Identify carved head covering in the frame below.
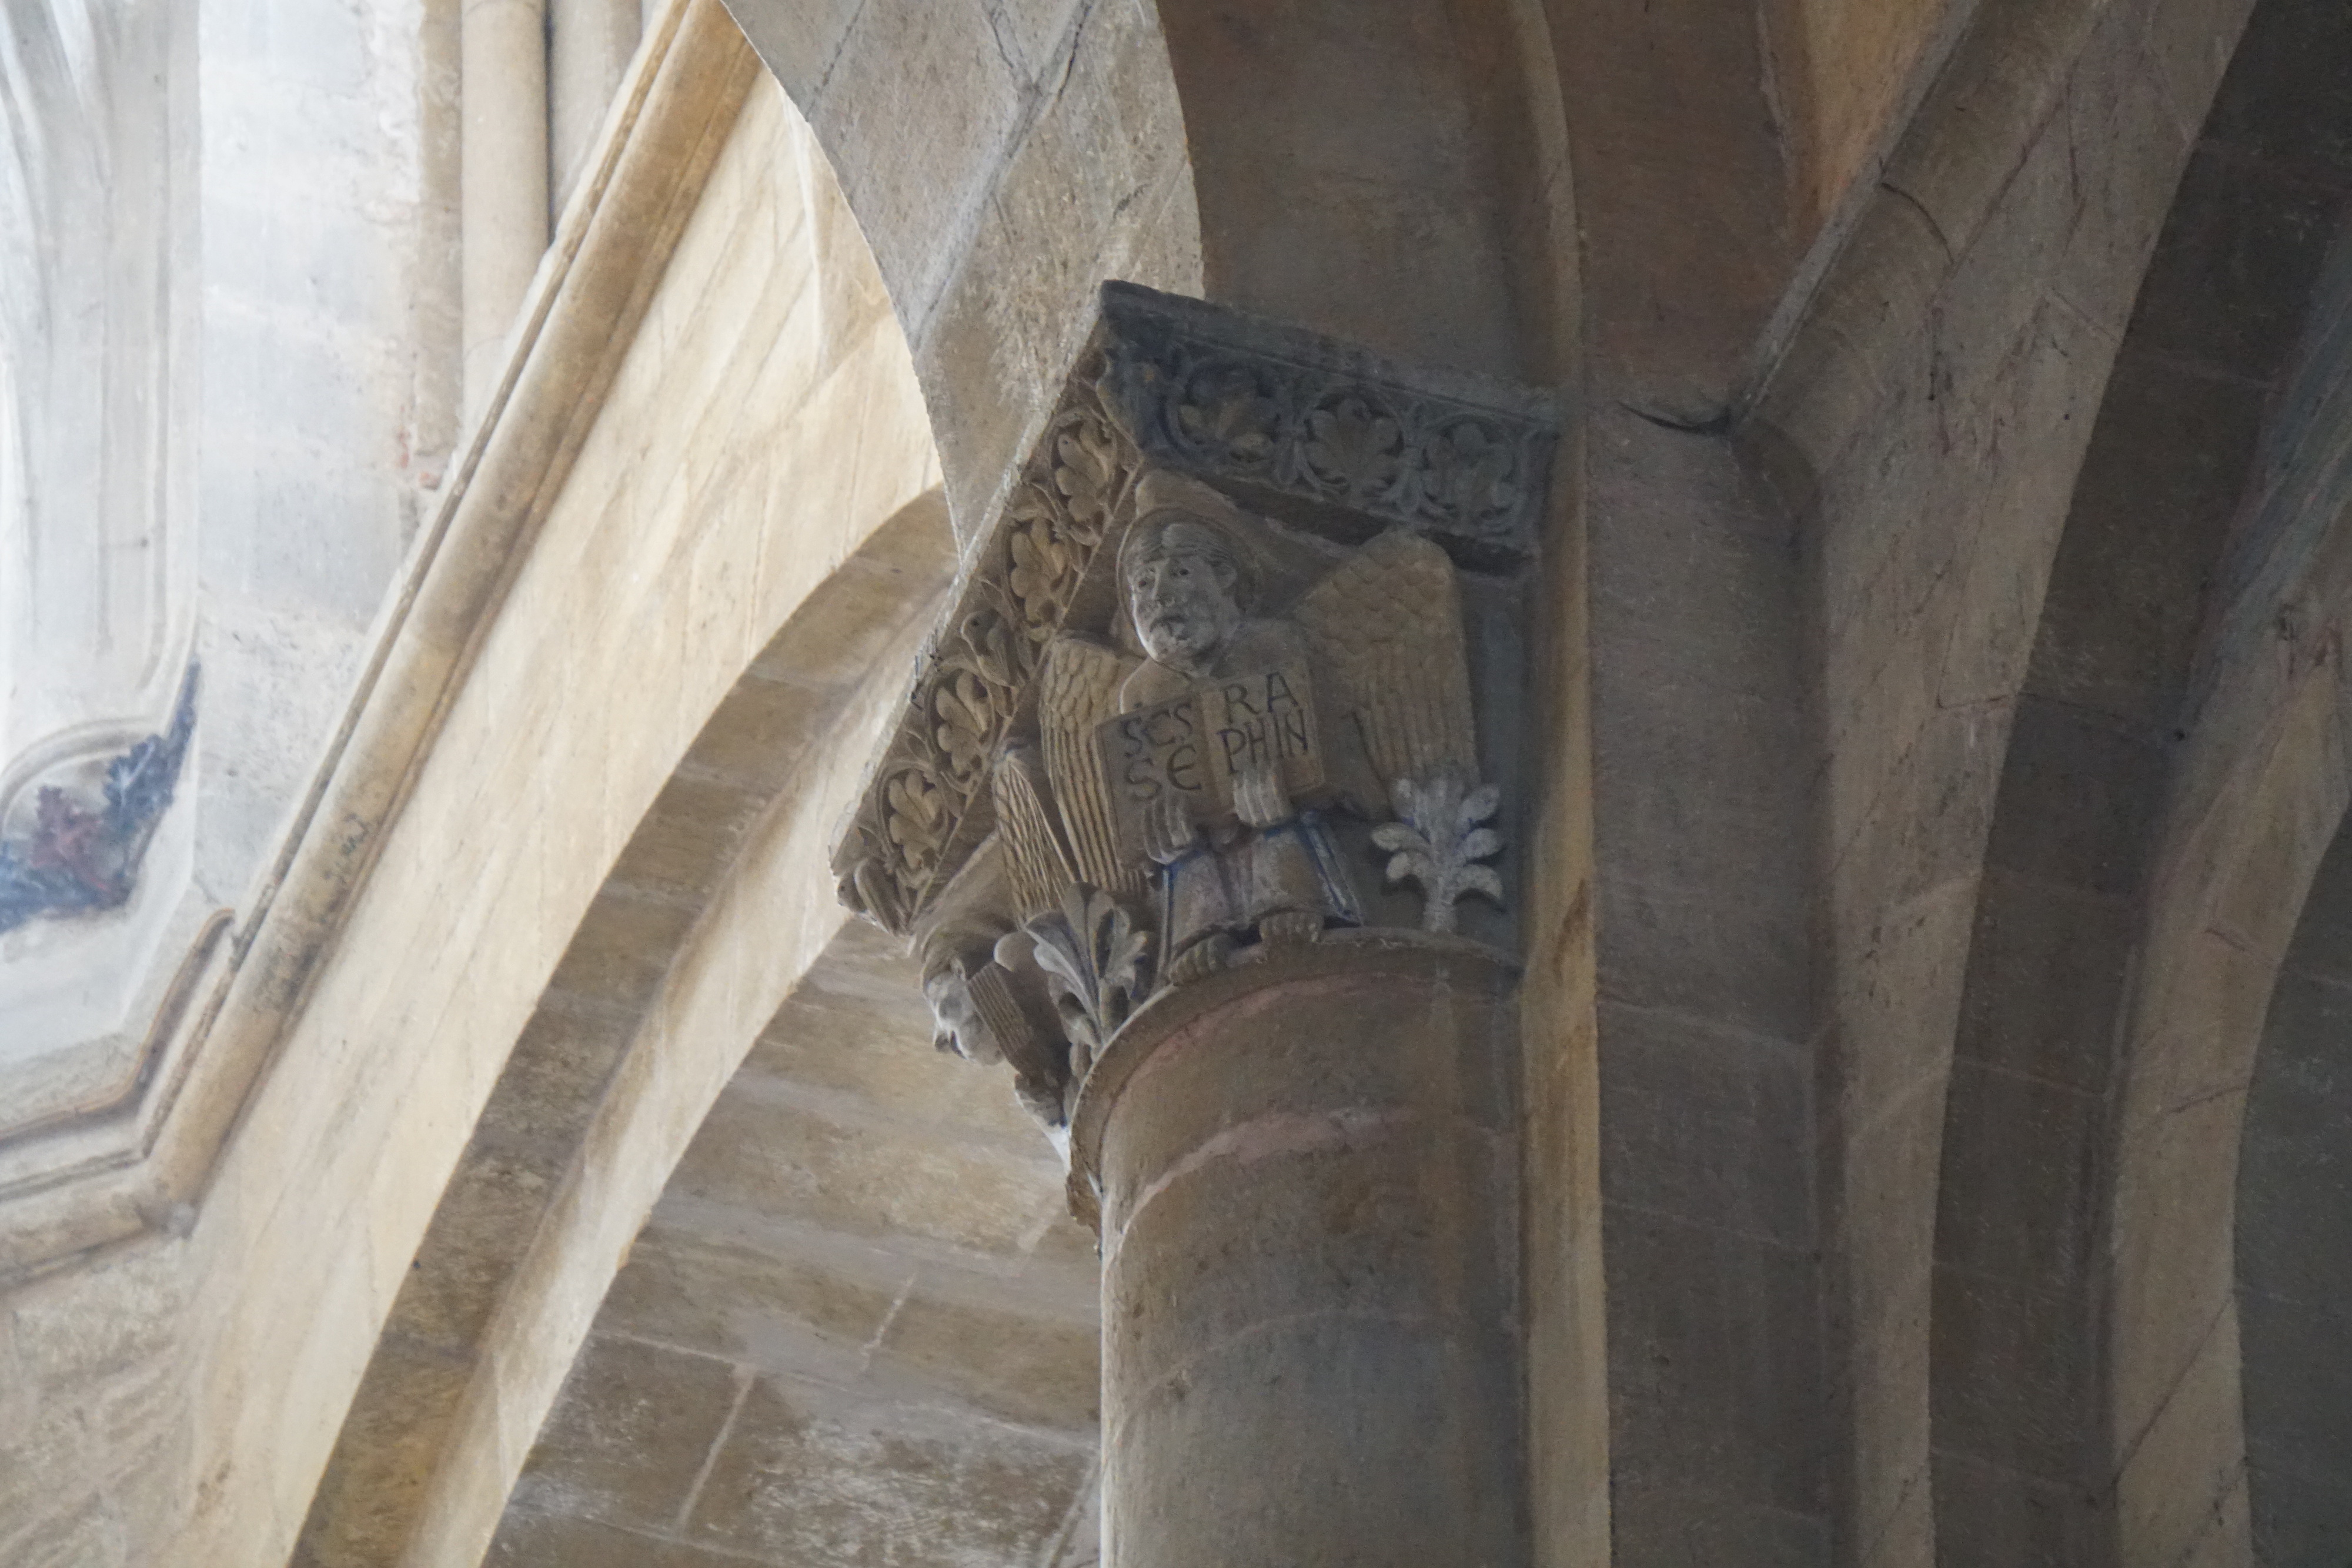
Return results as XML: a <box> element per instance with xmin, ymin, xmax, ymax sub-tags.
<box><xmin>1120</xmin><ymin>472</ymin><xmax>1261</xmax><ymax>611</ymax></box>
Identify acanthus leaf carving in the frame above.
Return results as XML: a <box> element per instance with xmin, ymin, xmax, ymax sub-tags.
<box><xmin>834</xmin><ymin>356</ymin><xmax>1139</xmax><ymax>936</ymax></box>
<box><xmin>1025</xmin><ymin>882</ymin><xmax>1152</xmax><ymax>1063</ymax></box>
<box><xmin>1101</xmin><ymin>283</ymin><xmax>1555</xmax><ymax>571</ymax></box>
<box><xmin>1301</xmin><ymin>392</ymin><xmax>1405</xmax><ymax>502</ymax></box>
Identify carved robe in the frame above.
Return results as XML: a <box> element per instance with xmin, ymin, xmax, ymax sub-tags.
<box><xmin>1118</xmin><ymin>618</ymin><xmax>1362</xmax><ymax>968</ymax></box>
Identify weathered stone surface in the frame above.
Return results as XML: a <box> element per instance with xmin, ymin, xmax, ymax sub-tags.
<box><xmin>1583</xmin><ymin>384</ymin><xmax>1825</xmax><ymax>1564</ymax></box>
<box><xmin>510</xmin><ymin>1335</ymin><xmax>744</xmax><ymax>1532</ymax></box>
<box><xmin>226</xmin><ymin>40</ymin><xmax>950</xmax><ymax>1567</ymax></box>
<box><xmin>729</xmin><ymin>0</ymin><xmax>1205</xmax><ymax>531</ymax></box>
<box><xmin>687</xmin><ymin>1374</ymin><xmax>1091</xmax><ymax>1563</ymax></box>
<box><xmin>603</xmin><ymin>1223</ymin><xmax>904</xmax><ymax>1362</ymax></box>
<box><xmin>1780</xmin><ymin>0</ymin><xmax>1963</xmax><ymax>227</ymax></box>
<box><xmin>1077</xmin><ymin>943</ymin><xmax>1523</xmax><ymax>1568</ymax></box>
<box><xmin>2238</xmin><ymin>814</ymin><xmax>2352</xmax><ymax>1563</ymax></box>
<box><xmin>1551</xmin><ymin>0</ymin><xmax>1803</xmax><ymax>410</ymax></box>
<box><xmin>34</xmin><ymin>2</ymin><xmax>2352</xmax><ymax>1567</ymax></box>
<box><xmin>1955</xmin><ymin>871</ymin><xmax>2134</xmax><ymax>1091</ymax></box>
<box><xmin>1596</xmin><ymin>1001</ymin><xmax>1815</xmax><ymax>1250</ymax></box>
<box><xmin>467</xmin><ymin>820</ymin><xmax>1093</xmax><ymax>1568</ymax></box>
<box><xmin>1157</xmin><ymin>0</ymin><xmax>1542</xmax><ymax>386</ymax></box>
<box><xmin>1931</xmin><ymin>1448</ymin><xmax>2100</xmax><ymax>1568</ymax></box>
<box><xmin>1917</xmin><ymin>6</ymin><xmax>2352</xmax><ymax>1559</ymax></box>
<box><xmin>292</xmin><ymin>1342</ymin><xmax>473</xmax><ymax>1568</ymax></box>
<box><xmin>877</xmin><ymin>1287</ymin><xmax>1101</xmax><ymax>1431</ymax></box>
<box><xmin>916</xmin><ymin>0</ymin><xmax>1197</xmax><ymax>523</ymax></box>
<box><xmin>383</xmin><ymin>1146</ymin><xmax>560</xmax><ymax>1353</ymax></box>
<box><xmin>1605</xmin><ymin>1208</ymin><xmax>1828</xmax><ymax>1517</ymax></box>
<box><xmin>487</xmin><ymin>1512</ymin><xmax>733</xmax><ymax>1567</ymax></box>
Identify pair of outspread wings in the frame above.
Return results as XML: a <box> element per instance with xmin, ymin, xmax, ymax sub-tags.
<box><xmin>1009</xmin><ymin>527</ymin><xmax>1478</xmax><ymax>911</ymax></box>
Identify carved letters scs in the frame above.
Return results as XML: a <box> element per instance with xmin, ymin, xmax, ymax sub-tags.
<box><xmin>835</xmin><ymin>284</ymin><xmax>1556</xmax><ymax>1150</ymax></box>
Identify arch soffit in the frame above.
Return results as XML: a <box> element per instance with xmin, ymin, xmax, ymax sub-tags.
<box><xmin>1528</xmin><ymin>0</ymin><xmax>2262</xmax><ymax>1558</ymax></box>
<box><xmin>2231</xmin><ymin>715</ymin><xmax>2352</xmax><ymax>1561</ymax></box>
<box><xmin>298</xmin><ymin>492</ymin><xmax>959</xmax><ymax>1568</ymax></box>
<box><xmin>173</xmin><ymin>25</ymin><xmax>953</xmax><ymax>1563</ymax></box>
<box><xmin>1926</xmin><ymin>0</ymin><xmax>2352</xmax><ymax>1562</ymax></box>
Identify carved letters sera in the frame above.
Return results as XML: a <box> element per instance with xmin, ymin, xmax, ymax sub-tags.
<box><xmin>1097</xmin><ymin>665</ymin><xmax>1321</xmax><ymax>864</ymax></box>
<box><xmin>1200</xmin><ymin>667</ymin><xmax>1319</xmax><ymax>793</ymax></box>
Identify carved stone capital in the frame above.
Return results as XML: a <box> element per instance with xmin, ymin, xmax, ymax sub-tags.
<box><xmin>1096</xmin><ymin>283</ymin><xmax>1555</xmax><ymax>572</ymax></box>
<box><xmin>840</xmin><ymin>284</ymin><xmax>1556</xmax><ymax>1160</ymax></box>
<box><xmin>831</xmin><ymin>283</ymin><xmax>1558</xmax><ymax>944</ymax></box>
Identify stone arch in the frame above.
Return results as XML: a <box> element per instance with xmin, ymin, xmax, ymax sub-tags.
<box><xmin>718</xmin><ymin>0</ymin><xmax>1205</xmax><ymax>534</ymax></box>
<box><xmin>719</xmin><ymin>0</ymin><xmax>1585</xmax><ymax>528</ymax></box>
<box><xmin>289</xmin><ymin>490</ymin><xmax>957</xmax><ymax>1568</ymax></box>
<box><xmin>1927</xmin><ymin>0</ymin><xmax>2352</xmax><ymax>1561</ymax></box>
<box><xmin>288</xmin><ymin>4</ymin><xmax>1598</xmax><ymax>1559</ymax></box>
<box><xmin>155</xmin><ymin>11</ymin><xmax>951</xmax><ymax>1560</ymax></box>
<box><xmin>1583</xmin><ymin>0</ymin><xmax>2269</xmax><ymax>1555</ymax></box>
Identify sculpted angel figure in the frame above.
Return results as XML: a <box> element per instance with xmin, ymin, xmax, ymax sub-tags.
<box><xmin>1027</xmin><ymin>471</ymin><xmax>1498</xmax><ymax>1002</ymax></box>
<box><xmin>1115</xmin><ymin>477</ymin><xmax>1360</xmax><ymax>981</ymax></box>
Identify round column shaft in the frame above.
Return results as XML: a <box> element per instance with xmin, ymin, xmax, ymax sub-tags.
<box><xmin>1075</xmin><ymin>938</ymin><xmax>1525</xmax><ymax>1568</ymax></box>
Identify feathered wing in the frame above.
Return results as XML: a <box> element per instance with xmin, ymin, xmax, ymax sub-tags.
<box><xmin>991</xmin><ymin>744</ymin><xmax>1078</xmax><ymax>919</ymax></box>
<box><xmin>1293</xmin><ymin>528</ymin><xmax>1480</xmax><ymax>798</ymax></box>
<box><xmin>1038</xmin><ymin>636</ymin><xmax>1141</xmax><ymax>896</ymax></box>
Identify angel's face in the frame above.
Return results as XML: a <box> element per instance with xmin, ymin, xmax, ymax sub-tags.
<box><xmin>1128</xmin><ymin>521</ymin><xmax>1241</xmax><ymax>673</ymax></box>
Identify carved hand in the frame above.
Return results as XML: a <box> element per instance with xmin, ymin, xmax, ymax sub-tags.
<box><xmin>1232</xmin><ymin>761</ymin><xmax>1291</xmax><ymax>830</ymax></box>
<box><xmin>1144</xmin><ymin>788</ymin><xmax>1202</xmax><ymax>865</ymax></box>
